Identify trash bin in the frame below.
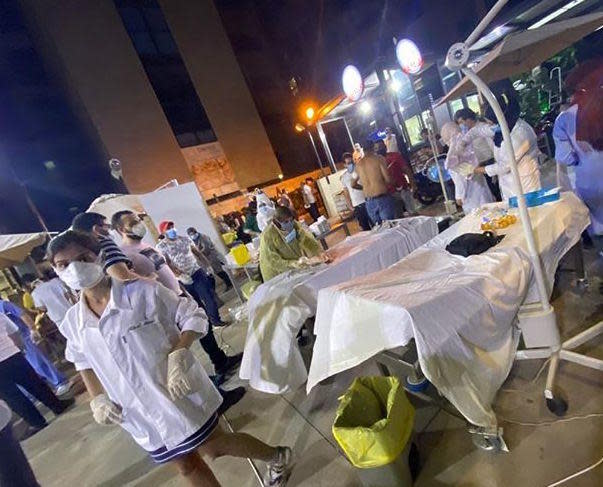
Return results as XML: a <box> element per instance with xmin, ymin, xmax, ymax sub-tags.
<box><xmin>332</xmin><ymin>376</ymin><xmax>415</xmax><ymax>487</ymax></box>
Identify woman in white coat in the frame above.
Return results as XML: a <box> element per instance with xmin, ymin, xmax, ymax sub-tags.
<box><xmin>465</xmin><ymin>93</ymin><xmax>541</xmax><ymax>201</ymax></box>
<box><xmin>441</xmin><ymin>122</ymin><xmax>494</xmax><ymax>213</ymax></box>
<box><xmin>48</xmin><ymin>231</ymin><xmax>292</xmax><ymax>487</ymax></box>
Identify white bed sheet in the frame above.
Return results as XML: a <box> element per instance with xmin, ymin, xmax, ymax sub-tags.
<box><xmin>307</xmin><ymin>193</ymin><xmax>590</xmax><ymax>427</ymax></box>
<box><xmin>239</xmin><ymin>217</ymin><xmax>438</xmax><ymax>394</ymax></box>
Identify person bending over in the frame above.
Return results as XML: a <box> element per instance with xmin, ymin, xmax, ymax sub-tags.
<box><xmin>259</xmin><ymin>205</ymin><xmax>326</xmax><ymax>281</ymax></box>
<box><xmin>48</xmin><ymin>231</ymin><xmax>292</xmax><ymax>487</ymax></box>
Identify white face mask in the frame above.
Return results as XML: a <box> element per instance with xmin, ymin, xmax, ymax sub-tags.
<box><xmin>56</xmin><ymin>261</ymin><xmax>104</xmax><ymax>291</ymax></box>
<box><xmin>128</xmin><ymin>222</ymin><xmax>147</xmax><ymax>238</ymax></box>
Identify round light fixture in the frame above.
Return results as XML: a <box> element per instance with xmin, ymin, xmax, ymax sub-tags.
<box><xmin>396</xmin><ymin>39</ymin><xmax>423</xmax><ymax>74</ymax></box>
<box><xmin>305</xmin><ymin>106</ymin><xmax>315</xmax><ymax>120</ymax></box>
<box><xmin>360</xmin><ymin>101</ymin><xmax>372</xmax><ymax>114</ymax></box>
<box><xmin>342</xmin><ymin>65</ymin><xmax>364</xmax><ymax>102</ymax></box>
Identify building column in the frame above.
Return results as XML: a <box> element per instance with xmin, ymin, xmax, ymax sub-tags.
<box><xmin>158</xmin><ymin>0</ymin><xmax>282</xmax><ymax>189</ymax></box>
<box><xmin>19</xmin><ymin>0</ymin><xmax>193</xmax><ymax>193</ymax></box>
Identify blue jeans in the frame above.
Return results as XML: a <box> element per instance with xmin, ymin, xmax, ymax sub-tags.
<box><xmin>365</xmin><ymin>194</ymin><xmax>397</xmax><ymax>225</ymax></box>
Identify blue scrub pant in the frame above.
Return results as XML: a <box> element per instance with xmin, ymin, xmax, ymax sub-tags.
<box><xmin>22</xmin><ymin>338</ymin><xmax>67</xmax><ymax>388</ymax></box>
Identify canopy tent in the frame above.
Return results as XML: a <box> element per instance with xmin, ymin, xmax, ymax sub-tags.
<box><xmin>437</xmin><ymin>11</ymin><xmax>603</xmax><ymax>105</ymax></box>
<box><xmin>0</xmin><ymin>233</ymin><xmax>47</xmax><ymax>269</ymax></box>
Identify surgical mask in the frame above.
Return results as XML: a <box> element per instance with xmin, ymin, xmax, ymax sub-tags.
<box><xmin>278</xmin><ymin>220</ymin><xmax>295</xmax><ymax>234</ymax></box>
<box><xmin>460</xmin><ymin>124</ymin><xmax>468</xmax><ymax>134</ymax></box>
<box><xmin>284</xmin><ymin>228</ymin><xmax>297</xmax><ymax>243</ymax></box>
<box><xmin>165</xmin><ymin>228</ymin><xmax>178</xmax><ymax>239</ymax></box>
<box><xmin>189</xmin><ymin>232</ymin><xmax>200</xmax><ymax>242</ymax></box>
<box><xmin>346</xmin><ymin>163</ymin><xmax>355</xmax><ymax>173</ymax></box>
<box><xmin>56</xmin><ymin>261</ymin><xmax>104</xmax><ymax>291</ymax></box>
<box><xmin>127</xmin><ymin>222</ymin><xmax>147</xmax><ymax>239</ymax></box>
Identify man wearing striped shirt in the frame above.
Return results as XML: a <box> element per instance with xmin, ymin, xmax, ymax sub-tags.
<box><xmin>71</xmin><ymin>212</ymin><xmax>138</xmax><ymax>281</ymax></box>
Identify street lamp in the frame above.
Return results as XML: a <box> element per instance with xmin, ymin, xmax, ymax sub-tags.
<box><xmin>305</xmin><ymin>106</ymin><xmax>315</xmax><ymax>121</ymax></box>
<box><xmin>294</xmin><ymin>123</ymin><xmax>326</xmax><ymax>175</ymax></box>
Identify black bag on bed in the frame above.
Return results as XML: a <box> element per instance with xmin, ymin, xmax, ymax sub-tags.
<box><xmin>445</xmin><ymin>231</ymin><xmax>504</xmax><ymax>257</ymax></box>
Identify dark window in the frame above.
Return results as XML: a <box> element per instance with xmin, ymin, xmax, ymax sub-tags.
<box><xmin>114</xmin><ymin>0</ymin><xmax>216</xmax><ymax>147</ymax></box>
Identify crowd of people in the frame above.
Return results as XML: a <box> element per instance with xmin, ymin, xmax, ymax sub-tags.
<box><xmin>0</xmin><ymin>206</ymin><xmax>298</xmax><ymax>486</ymax></box>
<box><xmin>0</xmin><ymin>59</ymin><xmax>600</xmax><ymax>487</ymax></box>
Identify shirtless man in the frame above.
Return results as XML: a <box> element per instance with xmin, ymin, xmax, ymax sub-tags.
<box><xmin>353</xmin><ymin>139</ymin><xmax>397</xmax><ymax>225</ymax></box>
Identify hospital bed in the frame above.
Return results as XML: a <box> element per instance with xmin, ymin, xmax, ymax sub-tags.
<box><xmin>239</xmin><ymin>216</ymin><xmax>439</xmax><ymax>394</ymax></box>
<box><xmin>307</xmin><ymin>192</ymin><xmax>590</xmax><ymax>450</ymax></box>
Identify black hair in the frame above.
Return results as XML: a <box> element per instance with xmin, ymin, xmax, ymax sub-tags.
<box><xmin>484</xmin><ymin>80</ymin><xmax>521</xmax><ymax>132</ymax></box>
<box><xmin>420</xmin><ymin>127</ymin><xmax>429</xmax><ymax>134</ymax></box>
<box><xmin>186</xmin><ymin>227</ymin><xmax>197</xmax><ymax>234</ymax></box>
<box><xmin>274</xmin><ymin>205</ymin><xmax>294</xmax><ymax>221</ymax></box>
<box><xmin>71</xmin><ymin>212</ymin><xmax>106</xmax><ymax>233</ymax></box>
<box><xmin>342</xmin><ymin>152</ymin><xmax>353</xmax><ymax>160</ymax></box>
<box><xmin>46</xmin><ymin>230</ymin><xmax>101</xmax><ymax>263</ymax></box>
<box><xmin>361</xmin><ymin>138</ymin><xmax>374</xmax><ymax>152</ymax></box>
<box><xmin>111</xmin><ymin>210</ymin><xmax>134</xmax><ymax>230</ymax></box>
<box><xmin>454</xmin><ymin>108</ymin><xmax>477</xmax><ymax>122</ymax></box>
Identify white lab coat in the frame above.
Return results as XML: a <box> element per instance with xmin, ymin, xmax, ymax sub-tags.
<box><xmin>59</xmin><ymin>279</ymin><xmax>222</xmax><ymax>452</ymax></box>
<box><xmin>444</xmin><ymin>128</ymin><xmax>494</xmax><ymax>213</ymax></box>
<box><xmin>467</xmin><ymin>119</ymin><xmax>541</xmax><ymax>201</ymax></box>
<box><xmin>450</xmin><ymin>171</ymin><xmax>494</xmax><ymax>213</ymax></box>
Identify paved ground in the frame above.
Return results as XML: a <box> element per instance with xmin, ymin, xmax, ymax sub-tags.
<box><xmin>20</xmin><ymin>168</ymin><xmax>603</xmax><ymax>486</ymax></box>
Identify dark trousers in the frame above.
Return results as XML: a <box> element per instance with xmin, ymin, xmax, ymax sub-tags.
<box><xmin>0</xmin><ymin>424</ymin><xmax>40</xmax><ymax>486</ymax></box>
<box><xmin>185</xmin><ymin>269</ymin><xmax>222</xmax><ymax>324</ymax></box>
<box><xmin>216</xmin><ymin>270</ymin><xmax>232</xmax><ymax>288</ymax></box>
<box><xmin>184</xmin><ymin>271</ymin><xmax>228</xmax><ymax>372</ymax></box>
<box><xmin>366</xmin><ymin>194</ymin><xmax>397</xmax><ymax>225</ymax></box>
<box><xmin>0</xmin><ymin>353</ymin><xmax>63</xmax><ymax>428</ymax></box>
<box><xmin>354</xmin><ymin>203</ymin><xmax>372</xmax><ymax>231</ymax></box>
<box><xmin>308</xmin><ymin>203</ymin><xmax>320</xmax><ymax>221</ymax></box>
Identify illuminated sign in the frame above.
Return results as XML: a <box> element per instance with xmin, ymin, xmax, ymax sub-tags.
<box><xmin>396</xmin><ymin>39</ymin><xmax>423</xmax><ymax>75</ymax></box>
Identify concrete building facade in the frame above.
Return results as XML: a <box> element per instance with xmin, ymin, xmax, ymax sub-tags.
<box><xmin>19</xmin><ymin>0</ymin><xmax>282</xmax><ymax>195</ymax></box>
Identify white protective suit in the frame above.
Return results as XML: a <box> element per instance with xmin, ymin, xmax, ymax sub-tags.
<box><xmin>441</xmin><ymin>122</ymin><xmax>494</xmax><ymax>213</ymax></box>
<box><xmin>464</xmin><ymin>119</ymin><xmax>541</xmax><ymax>201</ymax></box>
<box><xmin>256</xmin><ymin>192</ymin><xmax>276</xmax><ymax>232</ymax></box>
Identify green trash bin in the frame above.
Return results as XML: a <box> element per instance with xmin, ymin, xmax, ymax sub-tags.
<box><xmin>332</xmin><ymin>376</ymin><xmax>415</xmax><ymax>487</ymax></box>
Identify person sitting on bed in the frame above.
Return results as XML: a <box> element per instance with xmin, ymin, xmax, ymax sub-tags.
<box><xmin>259</xmin><ymin>205</ymin><xmax>327</xmax><ymax>281</ymax></box>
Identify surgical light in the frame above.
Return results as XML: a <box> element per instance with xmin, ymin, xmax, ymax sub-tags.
<box><xmin>395</xmin><ymin>39</ymin><xmax>423</xmax><ymax>74</ymax></box>
<box><xmin>360</xmin><ymin>101</ymin><xmax>372</xmax><ymax>114</ymax></box>
<box><xmin>342</xmin><ymin>65</ymin><xmax>364</xmax><ymax>102</ymax></box>
<box><xmin>528</xmin><ymin>0</ymin><xmax>586</xmax><ymax>30</ymax></box>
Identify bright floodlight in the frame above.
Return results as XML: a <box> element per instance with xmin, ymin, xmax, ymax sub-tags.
<box><xmin>342</xmin><ymin>65</ymin><xmax>364</xmax><ymax>102</ymax></box>
<box><xmin>389</xmin><ymin>78</ymin><xmax>402</xmax><ymax>92</ymax></box>
<box><xmin>396</xmin><ymin>39</ymin><xmax>423</xmax><ymax>74</ymax></box>
<box><xmin>360</xmin><ymin>101</ymin><xmax>372</xmax><ymax>114</ymax></box>
<box><xmin>305</xmin><ymin>107</ymin><xmax>315</xmax><ymax>120</ymax></box>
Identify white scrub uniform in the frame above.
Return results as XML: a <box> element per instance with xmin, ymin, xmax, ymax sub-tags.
<box><xmin>468</xmin><ymin>119</ymin><xmax>541</xmax><ymax>201</ymax></box>
<box><xmin>59</xmin><ymin>279</ymin><xmax>222</xmax><ymax>453</ymax></box>
<box><xmin>443</xmin><ymin>125</ymin><xmax>494</xmax><ymax>213</ymax></box>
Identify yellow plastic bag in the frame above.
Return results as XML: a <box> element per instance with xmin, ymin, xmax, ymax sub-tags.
<box><xmin>222</xmin><ymin>232</ymin><xmax>237</xmax><ymax>245</ymax></box>
<box><xmin>332</xmin><ymin>376</ymin><xmax>414</xmax><ymax>468</ymax></box>
<box><xmin>230</xmin><ymin>244</ymin><xmax>250</xmax><ymax>265</ymax></box>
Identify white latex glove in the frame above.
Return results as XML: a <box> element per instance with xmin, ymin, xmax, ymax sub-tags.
<box><xmin>167</xmin><ymin>348</ymin><xmax>193</xmax><ymax>401</ymax></box>
<box><xmin>90</xmin><ymin>394</ymin><xmax>122</xmax><ymax>425</ymax></box>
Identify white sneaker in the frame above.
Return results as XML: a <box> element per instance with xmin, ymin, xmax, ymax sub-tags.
<box><xmin>263</xmin><ymin>446</ymin><xmax>292</xmax><ymax>486</ymax></box>
<box><xmin>55</xmin><ymin>382</ymin><xmax>72</xmax><ymax>396</ymax></box>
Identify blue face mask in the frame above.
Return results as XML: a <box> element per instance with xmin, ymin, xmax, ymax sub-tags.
<box><xmin>166</xmin><ymin>228</ymin><xmax>178</xmax><ymax>240</ymax></box>
<box><xmin>346</xmin><ymin>163</ymin><xmax>355</xmax><ymax>173</ymax></box>
<box><xmin>460</xmin><ymin>124</ymin><xmax>468</xmax><ymax>134</ymax></box>
<box><xmin>284</xmin><ymin>228</ymin><xmax>297</xmax><ymax>243</ymax></box>
<box><xmin>278</xmin><ymin>220</ymin><xmax>295</xmax><ymax>234</ymax></box>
